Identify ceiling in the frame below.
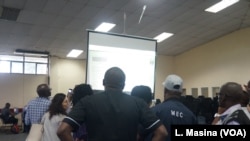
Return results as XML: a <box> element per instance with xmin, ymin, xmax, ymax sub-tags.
<box><xmin>0</xmin><ymin>0</ymin><xmax>249</xmax><ymax>59</ymax></box>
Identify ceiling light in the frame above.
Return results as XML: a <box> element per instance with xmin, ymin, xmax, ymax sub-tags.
<box><xmin>67</xmin><ymin>49</ymin><xmax>83</xmax><ymax>58</ymax></box>
<box><xmin>205</xmin><ymin>0</ymin><xmax>239</xmax><ymax>13</ymax></box>
<box><xmin>14</xmin><ymin>49</ymin><xmax>49</xmax><ymax>57</ymax></box>
<box><xmin>154</xmin><ymin>32</ymin><xmax>173</xmax><ymax>43</ymax></box>
<box><xmin>95</xmin><ymin>22</ymin><xmax>116</xmax><ymax>32</ymax></box>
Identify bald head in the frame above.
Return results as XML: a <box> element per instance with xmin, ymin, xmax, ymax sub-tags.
<box><xmin>103</xmin><ymin>67</ymin><xmax>125</xmax><ymax>90</ymax></box>
<box><xmin>219</xmin><ymin>82</ymin><xmax>243</xmax><ymax>108</ymax></box>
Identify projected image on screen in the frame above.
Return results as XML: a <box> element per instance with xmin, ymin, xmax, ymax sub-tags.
<box><xmin>87</xmin><ymin>31</ymin><xmax>157</xmax><ymax>93</ymax></box>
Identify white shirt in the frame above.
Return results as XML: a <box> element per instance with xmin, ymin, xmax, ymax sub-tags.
<box><xmin>41</xmin><ymin>112</ymin><xmax>66</xmax><ymax>141</ymax></box>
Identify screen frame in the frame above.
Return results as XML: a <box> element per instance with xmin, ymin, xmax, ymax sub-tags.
<box><xmin>86</xmin><ymin>30</ymin><xmax>157</xmax><ymax>96</ymax></box>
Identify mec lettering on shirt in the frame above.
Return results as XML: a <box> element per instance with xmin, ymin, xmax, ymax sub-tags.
<box><xmin>171</xmin><ymin>110</ymin><xmax>183</xmax><ymax>118</ymax></box>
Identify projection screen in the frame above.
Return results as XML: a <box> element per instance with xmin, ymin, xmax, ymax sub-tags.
<box><xmin>86</xmin><ymin>30</ymin><xmax>157</xmax><ymax>94</ymax></box>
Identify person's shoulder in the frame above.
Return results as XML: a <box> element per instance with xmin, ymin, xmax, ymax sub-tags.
<box><xmin>27</xmin><ymin>98</ymin><xmax>37</xmax><ymax>105</ymax></box>
<box><xmin>40</xmin><ymin>97</ymin><xmax>51</xmax><ymax>101</ymax></box>
<box><xmin>43</xmin><ymin>112</ymin><xmax>50</xmax><ymax>118</ymax></box>
<box><xmin>41</xmin><ymin>112</ymin><xmax>49</xmax><ymax>122</ymax></box>
<box><xmin>127</xmin><ymin>94</ymin><xmax>145</xmax><ymax>101</ymax></box>
<box><xmin>155</xmin><ymin>100</ymin><xmax>172</xmax><ymax>107</ymax></box>
<box><xmin>55</xmin><ymin>113</ymin><xmax>66</xmax><ymax>121</ymax></box>
<box><xmin>78</xmin><ymin>94</ymin><xmax>101</xmax><ymax>103</ymax></box>
<box><xmin>224</xmin><ymin>108</ymin><xmax>250</xmax><ymax>125</ymax></box>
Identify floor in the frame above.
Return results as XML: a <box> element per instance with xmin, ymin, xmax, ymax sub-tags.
<box><xmin>0</xmin><ymin>132</ymin><xmax>28</xmax><ymax>141</ymax></box>
<box><xmin>0</xmin><ymin>127</ymin><xmax>28</xmax><ymax>141</ymax></box>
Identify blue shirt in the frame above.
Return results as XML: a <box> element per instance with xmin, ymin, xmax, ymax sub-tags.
<box><xmin>146</xmin><ymin>98</ymin><xmax>197</xmax><ymax>141</ymax></box>
<box><xmin>25</xmin><ymin>97</ymin><xmax>51</xmax><ymax>125</ymax></box>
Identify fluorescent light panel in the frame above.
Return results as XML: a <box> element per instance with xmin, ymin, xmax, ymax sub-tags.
<box><xmin>14</xmin><ymin>49</ymin><xmax>49</xmax><ymax>57</ymax></box>
<box><xmin>154</xmin><ymin>32</ymin><xmax>173</xmax><ymax>43</ymax></box>
<box><xmin>95</xmin><ymin>22</ymin><xmax>116</xmax><ymax>32</ymax></box>
<box><xmin>67</xmin><ymin>49</ymin><xmax>83</xmax><ymax>58</ymax></box>
<box><xmin>14</xmin><ymin>52</ymin><xmax>49</xmax><ymax>57</ymax></box>
<box><xmin>205</xmin><ymin>0</ymin><xmax>239</xmax><ymax>13</ymax></box>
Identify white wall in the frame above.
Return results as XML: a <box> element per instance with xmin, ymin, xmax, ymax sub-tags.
<box><xmin>0</xmin><ymin>57</ymin><xmax>86</xmax><ymax>108</ymax></box>
<box><xmin>174</xmin><ymin>27</ymin><xmax>250</xmax><ymax>97</ymax></box>
<box><xmin>154</xmin><ymin>55</ymin><xmax>174</xmax><ymax>100</ymax></box>
<box><xmin>50</xmin><ymin>57</ymin><xmax>86</xmax><ymax>96</ymax></box>
<box><xmin>0</xmin><ymin>74</ymin><xmax>48</xmax><ymax>108</ymax></box>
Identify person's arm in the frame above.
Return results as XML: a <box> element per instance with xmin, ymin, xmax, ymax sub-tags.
<box><xmin>58</xmin><ymin>97</ymin><xmax>88</xmax><ymax>141</ymax></box>
<box><xmin>25</xmin><ymin>104</ymin><xmax>31</xmax><ymax>125</ymax></box>
<box><xmin>151</xmin><ymin>124</ymin><xmax>168</xmax><ymax>141</ymax></box>
<box><xmin>57</xmin><ymin>121</ymin><xmax>74</xmax><ymax>141</ymax></box>
<box><xmin>138</xmin><ymin>99</ymin><xmax>167</xmax><ymax>141</ymax></box>
<box><xmin>7</xmin><ymin>109</ymin><xmax>15</xmax><ymax>117</ymax></box>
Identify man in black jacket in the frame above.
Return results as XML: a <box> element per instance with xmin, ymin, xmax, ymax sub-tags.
<box><xmin>57</xmin><ymin>67</ymin><xmax>167</xmax><ymax>141</ymax></box>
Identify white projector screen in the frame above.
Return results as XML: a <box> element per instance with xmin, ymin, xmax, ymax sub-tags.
<box><xmin>86</xmin><ymin>30</ymin><xmax>157</xmax><ymax>94</ymax></box>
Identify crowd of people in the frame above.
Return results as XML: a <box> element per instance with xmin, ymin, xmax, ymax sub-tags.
<box><xmin>1</xmin><ymin>66</ymin><xmax>249</xmax><ymax>141</ymax></box>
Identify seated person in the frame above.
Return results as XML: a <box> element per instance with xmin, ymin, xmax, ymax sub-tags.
<box><xmin>1</xmin><ymin>103</ymin><xmax>18</xmax><ymax>125</ymax></box>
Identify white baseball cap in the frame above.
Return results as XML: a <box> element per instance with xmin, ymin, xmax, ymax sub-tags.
<box><xmin>162</xmin><ymin>74</ymin><xmax>183</xmax><ymax>92</ymax></box>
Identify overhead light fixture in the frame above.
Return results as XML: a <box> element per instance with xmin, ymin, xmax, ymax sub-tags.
<box><xmin>154</xmin><ymin>32</ymin><xmax>174</xmax><ymax>43</ymax></box>
<box><xmin>67</xmin><ymin>49</ymin><xmax>83</xmax><ymax>58</ymax></box>
<box><xmin>95</xmin><ymin>22</ymin><xmax>116</xmax><ymax>32</ymax></box>
<box><xmin>14</xmin><ymin>49</ymin><xmax>49</xmax><ymax>56</ymax></box>
<box><xmin>205</xmin><ymin>0</ymin><xmax>239</xmax><ymax>13</ymax></box>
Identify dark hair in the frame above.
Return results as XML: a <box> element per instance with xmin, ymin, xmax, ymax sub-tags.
<box><xmin>37</xmin><ymin>84</ymin><xmax>51</xmax><ymax>97</ymax></box>
<box><xmin>72</xmin><ymin>84</ymin><xmax>93</xmax><ymax>106</ymax></box>
<box><xmin>5</xmin><ymin>102</ymin><xmax>10</xmax><ymax>108</ymax></box>
<box><xmin>247</xmin><ymin>80</ymin><xmax>250</xmax><ymax>94</ymax></box>
<box><xmin>103</xmin><ymin>67</ymin><xmax>125</xmax><ymax>90</ymax></box>
<box><xmin>241</xmin><ymin>91</ymin><xmax>250</xmax><ymax>107</ymax></box>
<box><xmin>156</xmin><ymin>99</ymin><xmax>161</xmax><ymax>105</ymax></box>
<box><xmin>48</xmin><ymin>93</ymin><xmax>67</xmax><ymax>119</ymax></box>
<box><xmin>219</xmin><ymin>82</ymin><xmax>243</xmax><ymax>106</ymax></box>
<box><xmin>131</xmin><ymin>85</ymin><xmax>152</xmax><ymax>104</ymax></box>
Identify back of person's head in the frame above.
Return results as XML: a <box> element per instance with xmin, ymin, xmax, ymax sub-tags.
<box><xmin>219</xmin><ymin>82</ymin><xmax>243</xmax><ymax>108</ymax></box>
<box><xmin>156</xmin><ymin>99</ymin><xmax>161</xmax><ymax>105</ymax></box>
<box><xmin>72</xmin><ymin>84</ymin><xmax>93</xmax><ymax>106</ymax></box>
<box><xmin>37</xmin><ymin>83</ymin><xmax>51</xmax><ymax>97</ymax></box>
<box><xmin>162</xmin><ymin>74</ymin><xmax>183</xmax><ymax>97</ymax></box>
<box><xmin>103</xmin><ymin>67</ymin><xmax>125</xmax><ymax>90</ymax></box>
<box><xmin>48</xmin><ymin>93</ymin><xmax>67</xmax><ymax>119</ymax></box>
<box><xmin>247</xmin><ymin>80</ymin><xmax>250</xmax><ymax>94</ymax></box>
<box><xmin>241</xmin><ymin>91</ymin><xmax>250</xmax><ymax>107</ymax></box>
<box><xmin>131</xmin><ymin>85</ymin><xmax>153</xmax><ymax>105</ymax></box>
<box><xmin>5</xmin><ymin>102</ymin><xmax>10</xmax><ymax>108</ymax></box>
